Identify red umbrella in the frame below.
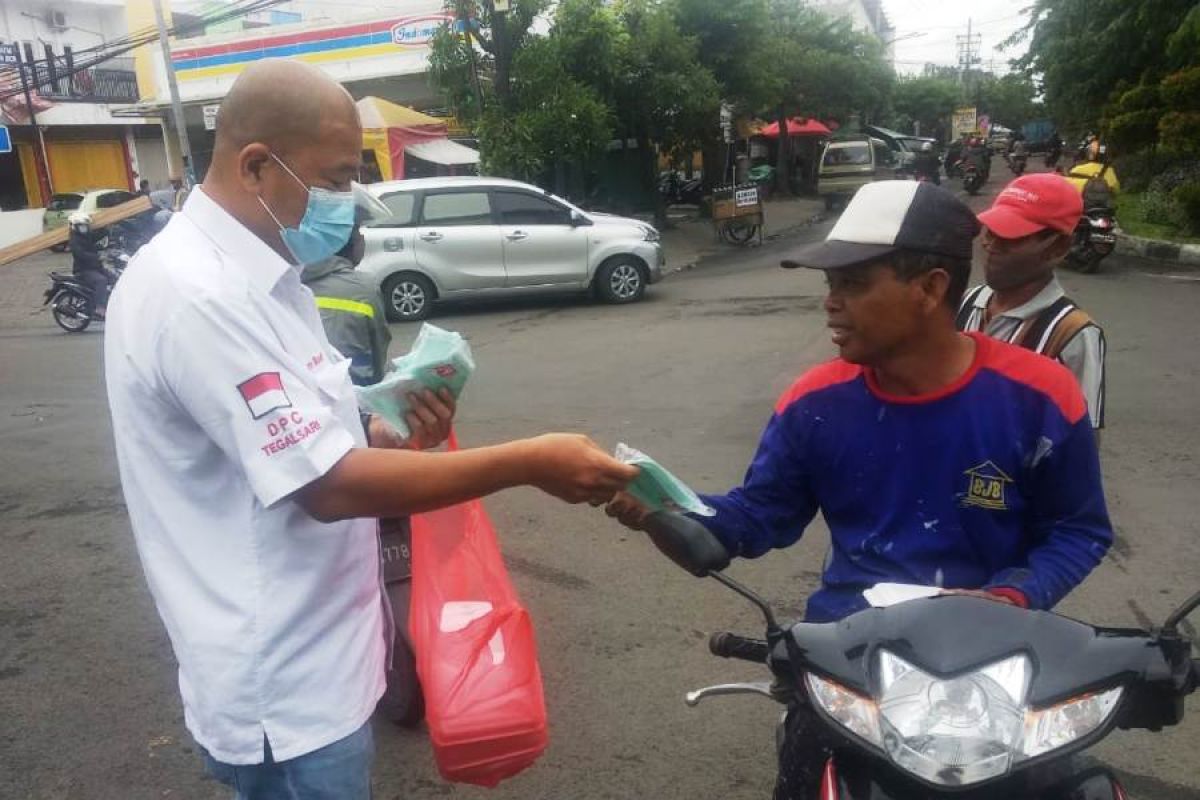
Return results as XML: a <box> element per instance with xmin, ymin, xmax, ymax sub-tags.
<box><xmin>759</xmin><ymin>117</ymin><xmax>832</xmax><ymax>138</ymax></box>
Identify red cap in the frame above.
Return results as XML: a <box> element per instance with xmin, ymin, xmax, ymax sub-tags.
<box><xmin>977</xmin><ymin>173</ymin><xmax>1083</xmax><ymax>238</ymax></box>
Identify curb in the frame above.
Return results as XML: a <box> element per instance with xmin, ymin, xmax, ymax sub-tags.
<box><xmin>1115</xmin><ymin>231</ymin><xmax>1200</xmax><ymax>270</ymax></box>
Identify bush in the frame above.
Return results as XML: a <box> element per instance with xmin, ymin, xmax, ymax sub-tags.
<box><xmin>1161</xmin><ymin>67</ymin><xmax>1200</xmax><ymax>109</ymax></box>
<box><xmin>1138</xmin><ymin>189</ymin><xmax>1181</xmax><ymax>223</ymax></box>
<box><xmin>1173</xmin><ymin>182</ymin><xmax>1200</xmax><ymax>235</ymax></box>
<box><xmin>1107</xmin><ymin>109</ymin><xmax>1164</xmax><ymax>154</ymax></box>
<box><xmin>1147</xmin><ymin>159</ymin><xmax>1200</xmax><ymax>194</ymax></box>
<box><xmin>1114</xmin><ymin>150</ymin><xmax>1160</xmax><ymax>193</ymax></box>
<box><xmin>1158</xmin><ymin>111</ymin><xmax>1200</xmax><ymax>155</ymax></box>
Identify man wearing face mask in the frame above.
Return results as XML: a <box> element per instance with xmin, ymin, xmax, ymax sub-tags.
<box><xmin>957</xmin><ymin>173</ymin><xmax>1106</xmax><ymax>431</ymax></box>
<box><xmin>103</xmin><ymin>59</ymin><xmax>638</xmax><ymax>800</ymax></box>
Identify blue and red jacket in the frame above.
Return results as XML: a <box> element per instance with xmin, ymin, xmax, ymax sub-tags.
<box><xmin>699</xmin><ymin>333</ymin><xmax>1112</xmax><ymax>623</ymax></box>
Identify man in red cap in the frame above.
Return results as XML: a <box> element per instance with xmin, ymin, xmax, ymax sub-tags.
<box><xmin>958</xmin><ymin>173</ymin><xmax>1106</xmax><ymax>430</ymax></box>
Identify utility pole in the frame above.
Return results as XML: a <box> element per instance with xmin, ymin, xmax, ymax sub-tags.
<box><xmin>152</xmin><ymin>0</ymin><xmax>195</xmax><ymax>187</ymax></box>
<box><xmin>14</xmin><ymin>47</ymin><xmax>53</xmax><ymax>203</ymax></box>
<box><xmin>955</xmin><ymin>17</ymin><xmax>981</xmax><ymax>92</ymax></box>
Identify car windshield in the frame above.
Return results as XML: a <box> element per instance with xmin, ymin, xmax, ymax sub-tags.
<box><xmin>48</xmin><ymin>195</ymin><xmax>82</xmax><ymax>211</ymax></box>
<box><xmin>824</xmin><ymin>144</ymin><xmax>871</xmax><ymax>166</ymax></box>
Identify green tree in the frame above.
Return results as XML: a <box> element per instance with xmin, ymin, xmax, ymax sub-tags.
<box><xmin>891</xmin><ymin>76</ymin><xmax>959</xmax><ymax>138</ymax></box>
<box><xmin>977</xmin><ymin>74</ymin><xmax>1042</xmax><ymax>131</ymax></box>
<box><xmin>1007</xmin><ymin>0</ymin><xmax>1199</xmax><ymax>136</ymax></box>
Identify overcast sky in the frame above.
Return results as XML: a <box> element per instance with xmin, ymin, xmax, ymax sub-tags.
<box><xmin>884</xmin><ymin>0</ymin><xmax>1031</xmax><ymax>76</ymax></box>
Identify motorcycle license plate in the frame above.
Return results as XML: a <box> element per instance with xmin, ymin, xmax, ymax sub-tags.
<box><xmin>1092</xmin><ymin>233</ymin><xmax>1116</xmax><ymax>244</ymax></box>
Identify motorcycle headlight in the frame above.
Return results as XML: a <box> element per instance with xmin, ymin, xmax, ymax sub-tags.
<box><xmin>807</xmin><ymin>651</ymin><xmax>1123</xmax><ymax>788</ymax></box>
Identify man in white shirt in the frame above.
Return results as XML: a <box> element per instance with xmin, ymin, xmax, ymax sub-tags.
<box><xmin>957</xmin><ymin>173</ymin><xmax>1106</xmax><ymax>430</ymax></box>
<box><xmin>104</xmin><ymin>59</ymin><xmax>637</xmax><ymax>800</ymax></box>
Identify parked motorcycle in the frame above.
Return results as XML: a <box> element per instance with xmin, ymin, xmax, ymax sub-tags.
<box><xmin>638</xmin><ymin>512</ymin><xmax>1200</xmax><ymax>800</ymax></box>
<box><xmin>1067</xmin><ymin>207</ymin><xmax>1117</xmax><ymax>274</ymax></box>
<box><xmin>659</xmin><ymin>171</ymin><xmax>705</xmax><ymax>206</ymax></box>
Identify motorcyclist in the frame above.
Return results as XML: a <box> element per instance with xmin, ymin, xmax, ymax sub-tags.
<box><xmin>911</xmin><ymin>140</ymin><xmax>940</xmax><ymax>185</ymax></box>
<box><xmin>607</xmin><ymin>181</ymin><xmax>1111</xmax><ymax>799</ymax></box>
<box><xmin>67</xmin><ymin>212</ymin><xmax>113</xmax><ymax>320</ymax></box>
<box><xmin>965</xmin><ymin>135</ymin><xmax>991</xmax><ymax>180</ymax></box>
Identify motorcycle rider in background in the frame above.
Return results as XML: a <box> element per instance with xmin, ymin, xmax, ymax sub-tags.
<box><xmin>67</xmin><ymin>212</ymin><xmax>113</xmax><ymax>321</ymax></box>
<box><xmin>912</xmin><ymin>141</ymin><xmax>941</xmax><ymax>185</ymax></box>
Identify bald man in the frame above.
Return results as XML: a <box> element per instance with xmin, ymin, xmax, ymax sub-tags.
<box><xmin>103</xmin><ymin>60</ymin><xmax>637</xmax><ymax>799</ymax></box>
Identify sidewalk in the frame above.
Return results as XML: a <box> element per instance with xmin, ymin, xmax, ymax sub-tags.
<box><xmin>654</xmin><ymin>195</ymin><xmax>828</xmax><ymax>271</ymax></box>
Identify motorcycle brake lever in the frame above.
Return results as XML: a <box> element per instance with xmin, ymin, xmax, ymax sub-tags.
<box><xmin>685</xmin><ymin>682</ymin><xmax>779</xmax><ymax>707</ymax></box>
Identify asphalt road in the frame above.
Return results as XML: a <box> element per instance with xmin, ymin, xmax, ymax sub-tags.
<box><xmin>2</xmin><ymin>164</ymin><xmax>1199</xmax><ymax>799</ymax></box>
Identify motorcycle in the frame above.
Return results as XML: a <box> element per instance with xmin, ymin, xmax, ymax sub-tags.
<box><xmin>1067</xmin><ymin>207</ymin><xmax>1117</xmax><ymax>274</ymax></box>
<box><xmin>42</xmin><ymin>249</ymin><xmax>129</xmax><ymax>333</ymax></box>
<box><xmin>1009</xmin><ymin>153</ymin><xmax>1028</xmax><ymax>176</ymax></box>
<box><xmin>960</xmin><ymin>162</ymin><xmax>984</xmax><ymax>195</ymax></box>
<box><xmin>638</xmin><ymin>512</ymin><xmax>1200</xmax><ymax>800</ymax></box>
<box><xmin>659</xmin><ymin>171</ymin><xmax>705</xmax><ymax>206</ymax></box>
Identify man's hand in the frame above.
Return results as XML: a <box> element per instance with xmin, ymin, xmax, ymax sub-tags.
<box><xmin>366</xmin><ymin>388</ymin><xmax>456</xmax><ymax>451</ymax></box>
<box><xmin>522</xmin><ymin>434</ymin><xmax>640</xmax><ymax>505</ymax></box>
<box><xmin>605</xmin><ymin>490</ymin><xmax>652</xmax><ymax>530</ymax></box>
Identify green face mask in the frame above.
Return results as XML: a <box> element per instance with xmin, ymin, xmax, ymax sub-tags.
<box><xmin>615</xmin><ymin>443</ymin><xmax>715</xmax><ymax>517</ymax></box>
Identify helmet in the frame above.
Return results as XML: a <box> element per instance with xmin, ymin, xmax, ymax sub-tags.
<box><xmin>67</xmin><ymin>212</ymin><xmax>92</xmax><ymax>231</ymax></box>
<box><xmin>920</xmin><ymin>141</ymin><xmax>933</xmax><ymax>153</ymax></box>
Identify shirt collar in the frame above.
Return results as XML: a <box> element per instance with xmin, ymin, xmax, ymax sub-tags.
<box><xmin>971</xmin><ymin>275</ymin><xmax>1065</xmax><ymax>320</ymax></box>
<box><xmin>182</xmin><ymin>186</ymin><xmax>295</xmax><ymax>294</ymax></box>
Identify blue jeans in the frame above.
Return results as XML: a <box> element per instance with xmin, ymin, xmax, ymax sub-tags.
<box><xmin>202</xmin><ymin>722</ymin><xmax>374</xmax><ymax>800</ymax></box>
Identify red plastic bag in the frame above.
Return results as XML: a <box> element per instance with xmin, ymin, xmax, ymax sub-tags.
<box><xmin>409</xmin><ymin>433</ymin><xmax>548</xmax><ymax>787</ymax></box>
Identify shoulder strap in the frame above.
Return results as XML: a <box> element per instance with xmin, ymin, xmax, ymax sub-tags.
<box><xmin>1042</xmin><ymin>309</ymin><xmax>1095</xmax><ymax>360</ymax></box>
<box><xmin>956</xmin><ymin>285</ymin><xmax>987</xmax><ymax>330</ymax></box>
<box><xmin>1016</xmin><ymin>296</ymin><xmax>1076</xmax><ymax>355</ymax></box>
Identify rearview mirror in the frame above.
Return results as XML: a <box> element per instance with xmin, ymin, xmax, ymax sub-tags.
<box><xmin>570</xmin><ymin>209</ymin><xmax>592</xmax><ymax>227</ymax></box>
<box><xmin>641</xmin><ymin>512</ymin><xmax>730</xmax><ymax>577</ymax></box>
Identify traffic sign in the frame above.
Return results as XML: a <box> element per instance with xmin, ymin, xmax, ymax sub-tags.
<box><xmin>0</xmin><ymin>125</ymin><xmax>11</xmax><ymax>155</ymax></box>
<box><xmin>0</xmin><ymin>43</ymin><xmax>19</xmax><ymax>67</ymax></box>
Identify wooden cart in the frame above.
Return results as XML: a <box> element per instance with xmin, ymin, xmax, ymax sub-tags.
<box><xmin>711</xmin><ymin>183</ymin><xmax>764</xmax><ymax>246</ymax></box>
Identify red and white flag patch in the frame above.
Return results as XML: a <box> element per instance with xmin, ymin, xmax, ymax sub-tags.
<box><xmin>238</xmin><ymin>372</ymin><xmax>292</xmax><ymax>419</ymax></box>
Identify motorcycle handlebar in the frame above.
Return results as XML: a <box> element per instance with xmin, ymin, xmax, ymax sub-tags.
<box><xmin>709</xmin><ymin>632</ymin><xmax>770</xmax><ymax>663</ymax></box>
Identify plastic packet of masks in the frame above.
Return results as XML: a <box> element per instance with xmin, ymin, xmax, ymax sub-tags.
<box><xmin>615</xmin><ymin>443</ymin><xmax>716</xmax><ymax>517</ymax></box>
<box><xmin>356</xmin><ymin>324</ymin><xmax>475</xmax><ymax>439</ymax></box>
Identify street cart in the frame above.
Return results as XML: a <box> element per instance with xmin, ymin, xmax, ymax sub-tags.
<box><xmin>711</xmin><ymin>183</ymin><xmax>764</xmax><ymax>246</ymax></box>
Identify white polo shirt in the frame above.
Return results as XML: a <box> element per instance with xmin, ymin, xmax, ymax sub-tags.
<box><xmin>104</xmin><ymin>188</ymin><xmax>386</xmax><ymax>765</ymax></box>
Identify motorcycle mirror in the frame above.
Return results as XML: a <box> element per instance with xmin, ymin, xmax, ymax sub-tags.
<box><xmin>641</xmin><ymin>512</ymin><xmax>731</xmax><ymax>577</ymax></box>
<box><xmin>1163</xmin><ymin>589</ymin><xmax>1200</xmax><ymax>634</ymax></box>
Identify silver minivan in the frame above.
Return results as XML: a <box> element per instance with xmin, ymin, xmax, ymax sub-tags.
<box><xmin>357</xmin><ymin>177</ymin><xmax>665</xmax><ymax>321</ymax></box>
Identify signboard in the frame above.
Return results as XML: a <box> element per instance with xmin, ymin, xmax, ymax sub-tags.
<box><xmin>734</xmin><ymin>187</ymin><xmax>759</xmax><ymax>207</ymax></box>
<box><xmin>0</xmin><ymin>43</ymin><xmax>19</xmax><ymax>67</ymax></box>
<box><xmin>0</xmin><ymin>125</ymin><xmax>10</xmax><ymax>154</ymax></box>
<box><xmin>952</xmin><ymin>107</ymin><xmax>978</xmax><ymax>139</ymax></box>
<box><xmin>391</xmin><ymin>15</ymin><xmax>450</xmax><ymax>46</ymax></box>
<box><xmin>977</xmin><ymin>114</ymin><xmax>991</xmax><ymax>136</ymax></box>
<box><xmin>202</xmin><ymin>104</ymin><xmax>220</xmax><ymax>131</ymax></box>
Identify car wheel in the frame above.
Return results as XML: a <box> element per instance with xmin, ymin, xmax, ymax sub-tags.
<box><xmin>382</xmin><ymin>273</ymin><xmax>434</xmax><ymax>322</ymax></box>
<box><xmin>595</xmin><ymin>257</ymin><xmax>646</xmax><ymax>304</ymax></box>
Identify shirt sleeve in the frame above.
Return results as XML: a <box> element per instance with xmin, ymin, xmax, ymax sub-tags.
<box><xmin>158</xmin><ymin>295</ymin><xmax>358</xmax><ymax>508</ymax></box>
<box><xmin>985</xmin><ymin>416</ymin><xmax>1113</xmax><ymax>610</ymax></box>
<box><xmin>698</xmin><ymin>406</ymin><xmax>819</xmax><ymax>559</ymax></box>
<box><xmin>1058</xmin><ymin>326</ymin><xmax>1106</xmax><ymax>429</ymax></box>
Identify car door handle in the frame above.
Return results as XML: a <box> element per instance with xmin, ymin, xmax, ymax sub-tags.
<box><xmin>419</xmin><ymin>232</ymin><xmax>443</xmax><ymax>242</ymax></box>
<box><xmin>505</xmin><ymin>231</ymin><xmax>528</xmax><ymax>241</ymax></box>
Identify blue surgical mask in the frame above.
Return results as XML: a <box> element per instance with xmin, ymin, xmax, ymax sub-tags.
<box><xmin>258</xmin><ymin>153</ymin><xmax>355</xmax><ymax>266</ymax></box>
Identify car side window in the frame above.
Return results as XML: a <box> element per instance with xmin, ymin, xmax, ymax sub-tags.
<box><xmin>420</xmin><ymin>191</ymin><xmax>493</xmax><ymax>226</ymax></box>
<box><xmin>493</xmin><ymin>191</ymin><xmax>571</xmax><ymax>226</ymax></box>
<box><xmin>378</xmin><ymin>192</ymin><xmax>416</xmax><ymax>226</ymax></box>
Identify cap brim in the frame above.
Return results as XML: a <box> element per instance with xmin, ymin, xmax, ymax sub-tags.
<box><xmin>780</xmin><ymin>240</ymin><xmax>898</xmax><ymax>271</ymax></box>
<box><xmin>977</xmin><ymin>205</ymin><xmax>1046</xmax><ymax>239</ymax></box>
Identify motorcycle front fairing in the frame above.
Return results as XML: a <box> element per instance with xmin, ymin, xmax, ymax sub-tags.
<box><xmin>771</xmin><ymin>595</ymin><xmax>1175</xmax><ymax>793</ymax></box>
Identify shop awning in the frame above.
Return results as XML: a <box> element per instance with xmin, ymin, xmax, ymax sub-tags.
<box><xmin>758</xmin><ymin>117</ymin><xmax>833</xmax><ymax>138</ymax></box>
<box><xmin>404</xmin><ymin>139</ymin><xmax>480</xmax><ymax>166</ymax></box>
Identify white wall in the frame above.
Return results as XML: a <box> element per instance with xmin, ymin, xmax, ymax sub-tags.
<box><xmin>0</xmin><ymin>0</ymin><xmax>129</xmax><ymax>54</ymax></box>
